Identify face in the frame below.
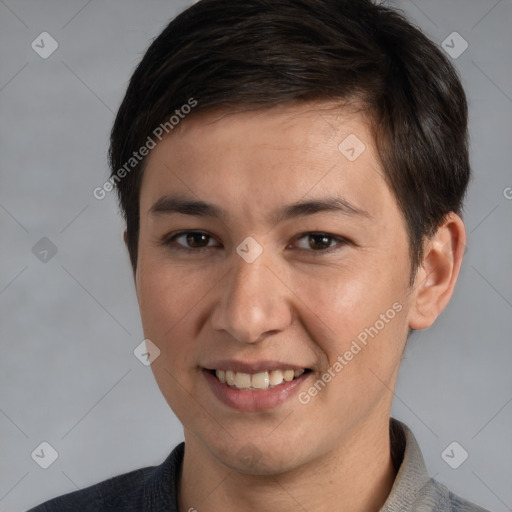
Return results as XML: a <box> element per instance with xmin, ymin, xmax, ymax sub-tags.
<box><xmin>135</xmin><ymin>103</ymin><xmax>414</xmax><ymax>474</ymax></box>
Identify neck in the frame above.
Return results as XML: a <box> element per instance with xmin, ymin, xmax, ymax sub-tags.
<box><xmin>178</xmin><ymin>417</ymin><xmax>397</xmax><ymax>512</ymax></box>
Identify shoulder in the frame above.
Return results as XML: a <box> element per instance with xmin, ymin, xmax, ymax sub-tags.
<box><xmin>428</xmin><ymin>478</ymin><xmax>492</xmax><ymax>512</ymax></box>
<box><xmin>386</xmin><ymin>419</ymin><xmax>492</xmax><ymax>512</ymax></box>
<box><xmin>27</xmin><ymin>466</ymin><xmax>153</xmax><ymax>511</ymax></box>
<box><xmin>26</xmin><ymin>443</ymin><xmax>184</xmax><ymax>512</ymax></box>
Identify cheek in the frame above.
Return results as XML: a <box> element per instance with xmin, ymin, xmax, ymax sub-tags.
<box><xmin>136</xmin><ymin>256</ymin><xmax>203</xmax><ymax>366</ymax></box>
<box><xmin>297</xmin><ymin>269</ymin><xmax>408</xmax><ymax>416</ymax></box>
<box><xmin>136</xmin><ymin>259</ymin><xmax>206</xmax><ymax>420</ymax></box>
<box><xmin>289</xmin><ymin>259</ymin><xmax>409</xmax><ymax>382</ymax></box>
<box><xmin>293</xmin><ymin>257</ymin><xmax>405</xmax><ymax>329</ymax></box>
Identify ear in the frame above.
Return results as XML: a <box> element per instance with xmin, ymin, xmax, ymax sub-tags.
<box><xmin>408</xmin><ymin>213</ymin><xmax>466</xmax><ymax>330</ymax></box>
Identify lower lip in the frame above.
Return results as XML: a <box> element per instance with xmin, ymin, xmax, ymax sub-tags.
<box><xmin>203</xmin><ymin>369</ymin><xmax>310</xmax><ymax>412</ymax></box>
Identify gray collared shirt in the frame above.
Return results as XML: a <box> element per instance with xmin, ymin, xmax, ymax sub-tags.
<box><xmin>28</xmin><ymin>418</ymin><xmax>492</xmax><ymax>511</ymax></box>
<box><xmin>382</xmin><ymin>419</ymin><xmax>491</xmax><ymax>512</ymax></box>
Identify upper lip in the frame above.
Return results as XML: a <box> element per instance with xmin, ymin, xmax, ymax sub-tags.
<box><xmin>204</xmin><ymin>360</ymin><xmax>310</xmax><ymax>373</ymax></box>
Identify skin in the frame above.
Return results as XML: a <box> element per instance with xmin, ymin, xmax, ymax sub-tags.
<box><xmin>131</xmin><ymin>102</ymin><xmax>466</xmax><ymax>512</ymax></box>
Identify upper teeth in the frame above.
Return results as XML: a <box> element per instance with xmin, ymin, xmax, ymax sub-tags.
<box><xmin>215</xmin><ymin>369</ymin><xmax>305</xmax><ymax>390</ymax></box>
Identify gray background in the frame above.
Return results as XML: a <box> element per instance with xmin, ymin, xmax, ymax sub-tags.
<box><xmin>0</xmin><ymin>0</ymin><xmax>511</xmax><ymax>511</ymax></box>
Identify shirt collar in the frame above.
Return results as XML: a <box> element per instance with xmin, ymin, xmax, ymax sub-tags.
<box><xmin>381</xmin><ymin>418</ymin><xmax>445</xmax><ymax>512</ymax></box>
<box><xmin>156</xmin><ymin>418</ymin><xmax>443</xmax><ymax>512</ymax></box>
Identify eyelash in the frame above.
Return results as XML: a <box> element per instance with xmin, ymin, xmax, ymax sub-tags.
<box><xmin>159</xmin><ymin>230</ymin><xmax>349</xmax><ymax>255</ymax></box>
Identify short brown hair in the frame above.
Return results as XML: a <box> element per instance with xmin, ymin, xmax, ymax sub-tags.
<box><xmin>109</xmin><ymin>0</ymin><xmax>470</xmax><ymax>279</ymax></box>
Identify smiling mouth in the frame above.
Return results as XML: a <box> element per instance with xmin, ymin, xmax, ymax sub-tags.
<box><xmin>210</xmin><ymin>368</ymin><xmax>311</xmax><ymax>390</ymax></box>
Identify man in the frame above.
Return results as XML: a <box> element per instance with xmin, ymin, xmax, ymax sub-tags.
<box><xmin>29</xmin><ymin>0</ymin><xmax>491</xmax><ymax>510</ymax></box>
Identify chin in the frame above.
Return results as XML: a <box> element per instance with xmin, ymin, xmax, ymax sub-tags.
<box><xmin>208</xmin><ymin>436</ymin><xmax>310</xmax><ymax>476</ymax></box>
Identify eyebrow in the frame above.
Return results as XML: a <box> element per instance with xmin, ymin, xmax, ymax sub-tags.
<box><xmin>149</xmin><ymin>195</ymin><xmax>371</xmax><ymax>223</ymax></box>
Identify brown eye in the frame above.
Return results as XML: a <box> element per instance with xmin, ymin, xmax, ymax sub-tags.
<box><xmin>293</xmin><ymin>232</ymin><xmax>347</xmax><ymax>253</ymax></box>
<box><xmin>163</xmin><ymin>231</ymin><xmax>220</xmax><ymax>251</ymax></box>
<box><xmin>308</xmin><ymin>233</ymin><xmax>333</xmax><ymax>250</ymax></box>
<box><xmin>185</xmin><ymin>232</ymin><xmax>210</xmax><ymax>248</ymax></box>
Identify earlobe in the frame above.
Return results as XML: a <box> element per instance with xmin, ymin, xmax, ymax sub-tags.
<box><xmin>408</xmin><ymin>213</ymin><xmax>466</xmax><ymax>330</ymax></box>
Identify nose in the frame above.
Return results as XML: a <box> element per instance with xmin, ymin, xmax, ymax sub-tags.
<box><xmin>211</xmin><ymin>250</ymin><xmax>293</xmax><ymax>344</ymax></box>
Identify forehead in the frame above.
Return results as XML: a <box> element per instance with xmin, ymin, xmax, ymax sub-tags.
<box><xmin>139</xmin><ymin>102</ymin><xmax>394</xmax><ymax>223</ymax></box>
